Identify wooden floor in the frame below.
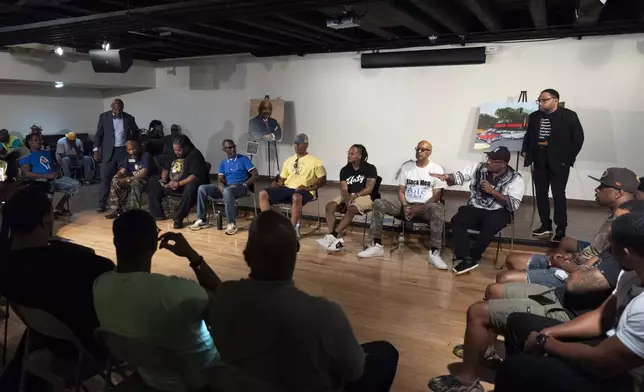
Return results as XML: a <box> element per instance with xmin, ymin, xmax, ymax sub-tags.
<box><xmin>3</xmin><ymin>184</ymin><xmax>552</xmax><ymax>391</ymax></box>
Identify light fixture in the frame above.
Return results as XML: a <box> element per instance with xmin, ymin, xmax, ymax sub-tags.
<box><xmin>53</xmin><ymin>46</ymin><xmax>64</xmax><ymax>56</ymax></box>
<box><xmin>101</xmin><ymin>41</ymin><xmax>111</xmax><ymax>51</ymax></box>
<box><xmin>54</xmin><ymin>81</ymin><xmax>64</xmax><ymax>88</ymax></box>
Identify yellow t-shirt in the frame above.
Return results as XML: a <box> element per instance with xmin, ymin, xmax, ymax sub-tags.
<box><xmin>281</xmin><ymin>154</ymin><xmax>326</xmax><ymax>196</ymax></box>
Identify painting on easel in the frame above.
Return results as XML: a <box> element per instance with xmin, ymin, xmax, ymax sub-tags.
<box><xmin>473</xmin><ymin>102</ymin><xmax>538</xmax><ymax>152</ymax></box>
<box><xmin>248</xmin><ymin>97</ymin><xmax>285</xmax><ymax>142</ymax></box>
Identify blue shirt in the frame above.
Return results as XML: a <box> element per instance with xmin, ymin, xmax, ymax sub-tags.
<box><xmin>113</xmin><ymin>117</ymin><xmax>125</xmax><ymax>147</ymax></box>
<box><xmin>19</xmin><ymin>151</ymin><xmax>55</xmax><ymax>175</ymax></box>
<box><xmin>218</xmin><ymin>154</ymin><xmax>254</xmax><ymax>185</ymax></box>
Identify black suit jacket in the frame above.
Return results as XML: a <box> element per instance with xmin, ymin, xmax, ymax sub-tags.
<box><xmin>522</xmin><ymin>107</ymin><xmax>584</xmax><ymax>173</ymax></box>
<box><xmin>93</xmin><ymin>111</ymin><xmax>140</xmax><ymax>161</ymax></box>
<box><xmin>248</xmin><ymin>116</ymin><xmax>282</xmax><ymax>141</ymax></box>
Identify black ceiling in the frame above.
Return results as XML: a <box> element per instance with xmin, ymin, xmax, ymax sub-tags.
<box><xmin>0</xmin><ymin>0</ymin><xmax>642</xmax><ymax>61</ymax></box>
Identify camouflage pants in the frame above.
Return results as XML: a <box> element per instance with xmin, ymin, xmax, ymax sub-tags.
<box><xmin>370</xmin><ymin>198</ymin><xmax>445</xmax><ymax>249</ymax></box>
<box><xmin>109</xmin><ymin>176</ymin><xmax>144</xmax><ymax>210</ymax></box>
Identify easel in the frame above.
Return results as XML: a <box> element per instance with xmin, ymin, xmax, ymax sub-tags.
<box><xmin>517</xmin><ymin>90</ymin><xmax>537</xmax><ymax>218</ymax></box>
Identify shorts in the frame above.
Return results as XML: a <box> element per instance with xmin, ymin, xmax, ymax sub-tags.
<box><xmin>488</xmin><ymin>283</ymin><xmax>571</xmax><ymax>330</ymax></box>
<box><xmin>265</xmin><ymin>187</ymin><xmax>314</xmax><ymax>206</ymax></box>
<box><xmin>330</xmin><ymin>195</ymin><xmax>373</xmax><ymax>215</ymax></box>
<box><xmin>577</xmin><ymin>240</ymin><xmax>591</xmax><ymax>253</ymax></box>
<box><xmin>525</xmin><ymin>254</ymin><xmax>567</xmax><ymax>288</ymax></box>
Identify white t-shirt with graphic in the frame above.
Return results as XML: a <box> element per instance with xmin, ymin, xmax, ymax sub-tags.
<box><xmin>398</xmin><ymin>161</ymin><xmax>446</xmax><ymax>204</ymax></box>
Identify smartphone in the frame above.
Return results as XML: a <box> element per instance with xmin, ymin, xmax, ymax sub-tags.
<box><xmin>528</xmin><ymin>294</ymin><xmax>557</xmax><ymax>306</ymax></box>
<box><xmin>159</xmin><ymin>180</ymin><xmax>167</xmax><ymax>185</ymax></box>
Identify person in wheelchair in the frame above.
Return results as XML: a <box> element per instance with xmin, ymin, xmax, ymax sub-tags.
<box><xmin>19</xmin><ymin>133</ymin><xmax>81</xmax><ymax>217</ymax></box>
<box><xmin>105</xmin><ymin>140</ymin><xmax>154</xmax><ymax>219</ymax></box>
<box><xmin>318</xmin><ymin>144</ymin><xmax>377</xmax><ymax>253</ymax></box>
<box><xmin>359</xmin><ymin>140</ymin><xmax>447</xmax><ymax>269</ymax></box>
<box><xmin>189</xmin><ymin>139</ymin><xmax>258</xmax><ymax>235</ymax></box>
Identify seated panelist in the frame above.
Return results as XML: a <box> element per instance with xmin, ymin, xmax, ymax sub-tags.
<box><xmin>318</xmin><ymin>144</ymin><xmax>377</xmax><ymax>252</ymax></box>
<box><xmin>259</xmin><ymin>134</ymin><xmax>326</xmax><ymax>237</ymax></box>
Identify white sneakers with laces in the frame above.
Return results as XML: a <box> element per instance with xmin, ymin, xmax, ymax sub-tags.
<box><xmin>316</xmin><ymin>234</ymin><xmax>345</xmax><ymax>252</ymax></box>
<box><xmin>316</xmin><ymin>234</ymin><xmax>336</xmax><ymax>249</ymax></box>
<box><xmin>224</xmin><ymin>223</ymin><xmax>237</xmax><ymax>235</ymax></box>
<box><xmin>358</xmin><ymin>243</ymin><xmax>384</xmax><ymax>258</ymax></box>
<box><xmin>189</xmin><ymin>219</ymin><xmax>208</xmax><ymax>231</ymax></box>
<box><xmin>428</xmin><ymin>249</ymin><xmax>448</xmax><ymax>270</ymax></box>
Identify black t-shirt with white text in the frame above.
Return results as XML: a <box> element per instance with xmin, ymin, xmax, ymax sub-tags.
<box><xmin>535</xmin><ymin>111</ymin><xmax>555</xmax><ymax>167</ymax></box>
<box><xmin>340</xmin><ymin>162</ymin><xmax>377</xmax><ymax>195</ymax></box>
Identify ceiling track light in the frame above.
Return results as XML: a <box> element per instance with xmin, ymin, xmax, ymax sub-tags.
<box><xmin>53</xmin><ymin>46</ymin><xmax>64</xmax><ymax>56</ymax></box>
<box><xmin>54</xmin><ymin>81</ymin><xmax>64</xmax><ymax>88</ymax></box>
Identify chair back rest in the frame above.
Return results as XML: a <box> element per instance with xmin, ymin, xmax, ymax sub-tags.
<box><xmin>247</xmin><ymin>182</ymin><xmax>256</xmax><ymax>194</ymax></box>
<box><xmin>95</xmin><ymin>329</ymin><xmax>182</xmax><ymax>372</ymax></box>
<box><xmin>12</xmin><ymin>303</ymin><xmax>83</xmax><ymax>347</ymax></box>
<box><xmin>371</xmin><ymin>176</ymin><xmax>382</xmax><ymax>200</ymax></box>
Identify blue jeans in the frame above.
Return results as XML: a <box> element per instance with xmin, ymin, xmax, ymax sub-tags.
<box><xmin>525</xmin><ymin>254</ymin><xmax>566</xmax><ymax>288</ymax></box>
<box><xmin>196</xmin><ymin>184</ymin><xmax>248</xmax><ymax>223</ymax></box>
<box><xmin>61</xmin><ymin>156</ymin><xmax>93</xmax><ymax>182</ymax></box>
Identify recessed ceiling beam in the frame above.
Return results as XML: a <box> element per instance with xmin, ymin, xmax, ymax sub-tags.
<box><xmin>461</xmin><ymin>0</ymin><xmax>501</xmax><ymax>32</ymax></box>
<box><xmin>388</xmin><ymin>1</ymin><xmax>438</xmax><ymax>36</ymax></box>
<box><xmin>273</xmin><ymin>14</ymin><xmax>359</xmax><ymax>42</ymax></box>
<box><xmin>361</xmin><ymin>25</ymin><xmax>397</xmax><ymax>40</ymax></box>
<box><xmin>233</xmin><ymin>19</ymin><xmax>338</xmax><ymax>47</ymax></box>
<box><xmin>156</xmin><ymin>27</ymin><xmax>261</xmax><ymax>51</ymax></box>
<box><xmin>193</xmin><ymin>23</ymin><xmax>290</xmax><ymax>47</ymax></box>
<box><xmin>407</xmin><ymin>0</ymin><xmax>467</xmax><ymax>36</ymax></box>
<box><xmin>527</xmin><ymin>0</ymin><xmax>548</xmax><ymax>30</ymax></box>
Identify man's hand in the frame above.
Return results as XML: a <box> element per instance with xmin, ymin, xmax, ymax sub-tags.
<box><xmin>406</xmin><ymin>204</ymin><xmax>426</xmax><ymax>220</ymax></box>
<box><xmin>481</xmin><ymin>180</ymin><xmax>494</xmax><ymax>194</ymax></box>
<box><xmin>167</xmin><ymin>180</ymin><xmax>179</xmax><ymax>190</ymax></box>
<box><xmin>430</xmin><ymin>173</ymin><xmax>448</xmax><ymax>182</ymax></box>
<box><xmin>93</xmin><ymin>150</ymin><xmax>100</xmax><ymax>163</ymax></box>
<box><xmin>158</xmin><ymin>232</ymin><xmax>199</xmax><ymax>261</ymax></box>
<box><xmin>271</xmin><ymin>181</ymin><xmax>280</xmax><ymax>188</ymax></box>
<box><xmin>46</xmin><ymin>172</ymin><xmax>57</xmax><ymax>180</ymax></box>
<box><xmin>296</xmin><ymin>185</ymin><xmax>309</xmax><ymax>191</ymax></box>
<box><xmin>549</xmin><ymin>253</ymin><xmax>571</xmax><ymax>269</ymax></box>
<box><xmin>524</xmin><ymin>331</ymin><xmax>543</xmax><ymax>354</ymax></box>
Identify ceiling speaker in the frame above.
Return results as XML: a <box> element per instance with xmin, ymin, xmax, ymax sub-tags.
<box><xmin>89</xmin><ymin>49</ymin><xmax>133</xmax><ymax>73</ymax></box>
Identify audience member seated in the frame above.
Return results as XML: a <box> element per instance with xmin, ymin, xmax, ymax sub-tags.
<box><xmin>259</xmin><ymin>134</ymin><xmax>326</xmax><ymax>237</ymax></box>
<box><xmin>105</xmin><ymin>140</ymin><xmax>154</xmax><ymax>219</ymax></box>
<box><xmin>637</xmin><ymin>177</ymin><xmax>644</xmax><ymax>201</ymax></box>
<box><xmin>148</xmin><ymin>135</ymin><xmax>209</xmax><ymax>229</ymax></box>
<box><xmin>498</xmin><ymin>167</ymin><xmax>638</xmax><ymax>287</ymax></box>
<box><xmin>318</xmin><ymin>144</ymin><xmax>377</xmax><ymax>253</ymax></box>
<box><xmin>426</xmin><ymin>200</ymin><xmax>644</xmax><ymax>392</ymax></box>
<box><xmin>56</xmin><ymin>132</ymin><xmax>94</xmax><ymax>184</ymax></box>
<box><xmin>431</xmin><ymin>146</ymin><xmax>525</xmax><ymax>275</ymax></box>
<box><xmin>0</xmin><ymin>128</ymin><xmax>22</xmax><ymax>156</ymax></box>
<box><xmin>94</xmin><ymin>210</ymin><xmax>218</xmax><ymax>392</ymax></box>
<box><xmin>358</xmin><ymin>140</ymin><xmax>447</xmax><ymax>268</ymax></box>
<box><xmin>28</xmin><ymin>123</ymin><xmax>49</xmax><ymax>151</ymax></box>
<box><xmin>495</xmin><ymin>211</ymin><xmax>644</xmax><ymax>392</ymax></box>
<box><xmin>20</xmin><ymin>133</ymin><xmax>81</xmax><ymax>217</ymax></box>
<box><xmin>178</xmin><ymin>210</ymin><xmax>399</xmax><ymax>391</ymax></box>
<box><xmin>0</xmin><ymin>186</ymin><xmax>114</xmax><ymax>391</ymax></box>
<box><xmin>189</xmin><ymin>139</ymin><xmax>258</xmax><ymax>235</ymax></box>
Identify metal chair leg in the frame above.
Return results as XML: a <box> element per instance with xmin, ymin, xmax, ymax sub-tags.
<box><xmin>2</xmin><ymin>300</ymin><xmax>8</xmax><ymax>367</ymax></box>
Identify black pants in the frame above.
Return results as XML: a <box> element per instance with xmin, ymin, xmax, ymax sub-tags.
<box><xmin>496</xmin><ymin>313</ymin><xmax>633</xmax><ymax>392</ymax></box>
<box><xmin>451</xmin><ymin>205</ymin><xmax>510</xmax><ymax>261</ymax></box>
<box><xmin>533</xmin><ymin>165</ymin><xmax>570</xmax><ymax>229</ymax></box>
<box><xmin>98</xmin><ymin>146</ymin><xmax>127</xmax><ymax>209</ymax></box>
<box><xmin>346</xmin><ymin>341</ymin><xmax>399</xmax><ymax>392</ymax></box>
<box><xmin>147</xmin><ymin>174</ymin><xmax>201</xmax><ymax>223</ymax></box>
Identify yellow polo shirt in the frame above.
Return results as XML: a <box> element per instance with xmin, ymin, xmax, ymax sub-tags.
<box><xmin>280</xmin><ymin>154</ymin><xmax>326</xmax><ymax>196</ymax></box>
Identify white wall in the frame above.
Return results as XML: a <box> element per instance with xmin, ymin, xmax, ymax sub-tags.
<box><xmin>1</xmin><ymin>84</ymin><xmax>104</xmax><ymax>137</ymax></box>
<box><xmin>104</xmin><ymin>34</ymin><xmax>644</xmax><ymax>201</ymax></box>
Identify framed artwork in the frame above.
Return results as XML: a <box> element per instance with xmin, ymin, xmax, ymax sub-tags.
<box><xmin>474</xmin><ymin>102</ymin><xmax>538</xmax><ymax>152</ymax></box>
<box><xmin>248</xmin><ymin>98</ymin><xmax>285</xmax><ymax>142</ymax></box>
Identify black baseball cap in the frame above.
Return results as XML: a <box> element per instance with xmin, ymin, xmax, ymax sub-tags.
<box><xmin>589</xmin><ymin>168</ymin><xmax>640</xmax><ymax>194</ymax></box>
<box><xmin>485</xmin><ymin>146</ymin><xmax>511</xmax><ymax>163</ymax></box>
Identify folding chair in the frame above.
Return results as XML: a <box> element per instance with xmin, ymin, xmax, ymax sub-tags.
<box><xmin>207</xmin><ymin>183</ymin><xmax>258</xmax><ymax>230</ymax></box>
<box><xmin>276</xmin><ymin>189</ymin><xmax>321</xmax><ymax>237</ymax></box>
<box><xmin>465</xmin><ymin>212</ymin><xmax>515</xmax><ymax>267</ymax></box>
<box><xmin>11</xmin><ymin>303</ymin><xmax>109</xmax><ymax>392</ymax></box>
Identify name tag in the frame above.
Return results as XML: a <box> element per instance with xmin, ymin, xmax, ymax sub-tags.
<box><xmin>128</xmin><ymin>158</ymin><xmax>136</xmax><ymax>163</ymax></box>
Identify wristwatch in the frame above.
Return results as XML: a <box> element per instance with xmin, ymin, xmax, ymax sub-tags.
<box><xmin>535</xmin><ymin>334</ymin><xmax>549</xmax><ymax>355</ymax></box>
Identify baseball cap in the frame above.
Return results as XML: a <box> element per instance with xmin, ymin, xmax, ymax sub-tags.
<box><xmin>65</xmin><ymin>132</ymin><xmax>76</xmax><ymax>141</ymax></box>
<box><xmin>485</xmin><ymin>146</ymin><xmax>511</xmax><ymax>163</ymax></box>
<box><xmin>30</xmin><ymin>123</ymin><xmax>42</xmax><ymax>132</ymax></box>
<box><xmin>589</xmin><ymin>168</ymin><xmax>640</xmax><ymax>194</ymax></box>
<box><xmin>294</xmin><ymin>134</ymin><xmax>309</xmax><ymax>144</ymax></box>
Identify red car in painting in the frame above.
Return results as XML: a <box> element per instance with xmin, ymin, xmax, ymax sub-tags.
<box><xmin>477</xmin><ymin>132</ymin><xmax>502</xmax><ymax>143</ymax></box>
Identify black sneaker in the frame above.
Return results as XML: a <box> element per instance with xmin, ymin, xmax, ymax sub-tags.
<box><xmin>105</xmin><ymin>209</ymin><xmax>122</xmax><ymax>220</ymax></box>
<box><xmin>531</xmin><ymin>225</ymin><xmax>553</xmax><ymax>236</ymax></box>
<box><xmin>453</xmin><ymin>257</ymin><xmax>479</xmax><ymax>275</ymax></box>
<box><xmin>553</xmin><ymin>228</ymin><xmax>566</xmax><ymax>242</ymax></box>
<box><xmin>173</xmin><ymin>221</ymin><xmax>184</xmax><ymax>229</ymax></box>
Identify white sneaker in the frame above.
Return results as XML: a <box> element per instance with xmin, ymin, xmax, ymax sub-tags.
<box><xmin>358</xmin><ymin>243</ymin><xmax>384</xmax><ymax>258</ymax></box>
<box><xmin>317</xmin><ymin>234</ymin><xmax>336</xmax><ymax>249</ymax></box>
<box><xmin>326</xmin><ymin>237</ymin><xmax>345</xmax><ymax>253</ymax></box>
<box><xmin>189</xmin><ymin>219</ymin><xmax>208</xmax><ymax>231</ymax></box>
<box><xmin>224</xmin><ymin>223</ymin><xmax>237</xmax><ymax>235</ymax></box>
<box><xmin>428</xmin><ymin>249</ymin><xmax>448</xmax><ymax>270</ymax></box>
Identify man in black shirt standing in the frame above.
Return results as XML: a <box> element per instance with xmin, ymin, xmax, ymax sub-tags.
<box><xmin>523</xmin><ymin>89</ymin><xmax>584</xmax><ymax>242</ymax></box>
<box><xmin>318</xmin><ymin>144</ymin><xmax>377</xmax><ymax>252</ymax></box>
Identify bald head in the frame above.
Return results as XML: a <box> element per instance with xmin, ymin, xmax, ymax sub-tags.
<box><xmin>415</xmin><ymin>140</ymin><xmax>433</xmax><ymax>162</ymax></box>
<box><xmin>244</xmin><ymin>210</ymin><xmax>299</xmax><ymax>281</ymax></box>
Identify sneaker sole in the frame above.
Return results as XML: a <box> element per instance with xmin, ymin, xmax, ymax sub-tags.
<box><xmin>189</xmin><ymin>225</ymin><xmax>207</xmax><ymax>231</ymax></box>
<box><xmin>357</xmin><ymin>253</ymin><xmax>384</xmax><ymax>258</ymax></box>
<box><xmin>225</xmin><ymin>229</ymin><xmax>238</xmax><ymax>235</ymax></box>
<box><xmin>453</xmin><ymin>263</ymin><xmax>479</xmax><ymax>275</ymax></box>
<box><xmin>531</xmin><ymin>230</ymin><xmax>553</xmax><ymax>236</ymax></box>
<box><xmin>429</xmin><ymin>262</ymin><xmax>448</xmax><ymax>270</ymax></box>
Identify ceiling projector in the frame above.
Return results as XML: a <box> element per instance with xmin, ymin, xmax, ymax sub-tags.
<box><xmin>326</xmin><ymin>15</ymin><xmax>361</xmax><ymax>29</ymax></box>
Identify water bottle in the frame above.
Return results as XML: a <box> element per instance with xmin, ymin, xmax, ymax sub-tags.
<box><xmin>216</xmin><ymin>211</ymin><xmax>223</xmax><ymax>230</ymax></box>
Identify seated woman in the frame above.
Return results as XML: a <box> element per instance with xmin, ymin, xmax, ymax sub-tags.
<box><xmin>19</xmin><ymin>133</ymin><xmax>81</xmax><ymax>217</ymax></box>
<box><xmin>105</xmin><ymin>140</ymin><xmax>154</xmax><ymax>219</ymax></box>
<box><xmin>148</xmin><ymin>135</ymin><xmax>209</xmax><ymax>229</ymax></box>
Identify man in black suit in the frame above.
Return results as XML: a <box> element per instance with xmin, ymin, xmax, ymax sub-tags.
<box><xmin>248</xmin><ymin>99</ymin><xmax>282</xmax><ymax>141</ymax></box>
<box><xmin>522</xmin><ymin>89</ymin><xmax>584</xmax><ymax>242</ymax></box>
<box><xmin>93</xmin><ymin>99</ymin><xmax>140</xmax><ymax>212</ymax></box>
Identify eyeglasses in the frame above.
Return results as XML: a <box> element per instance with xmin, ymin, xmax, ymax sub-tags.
<box><xmin>536</xmin><ymin>97</ymin><xmax>555</xmax><ymax>104</ymax></box>
<box><xmin>415</xmin><ymin>147</ymin><xmax>431</xmax><ymax>153</ymax></box>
